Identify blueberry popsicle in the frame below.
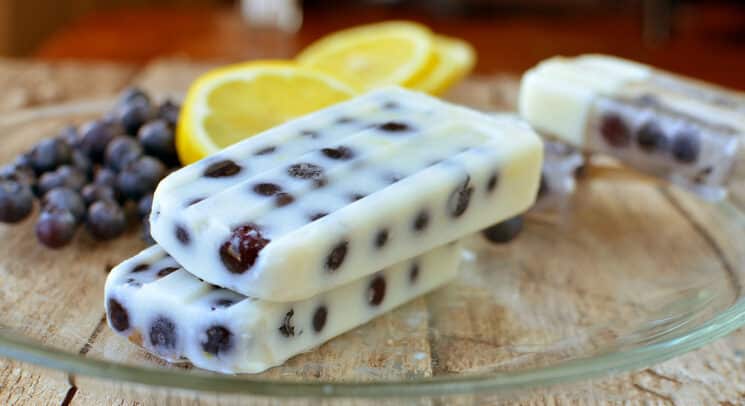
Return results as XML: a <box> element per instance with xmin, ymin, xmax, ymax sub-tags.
<box><xmin>519</xmin><ymin>55</ymin><xmax>742</xmax><ymax>201</ymax></box>
<box><xmin>533</xmin><ymin>140</ymin><xmax>584</xmax><ymax>211</ymax></box>
<box><xmin>150</xmin><ymin>87</ymin><xmax>543</xmax><ymax>300</ymax></box>
<box><xmin>490</xmin><ymin>114</ymin><xmax>583</xmax><ymax>211</ymax></box>
<box><xmin>105</xmin><ymin>243</ymin><xmax>460</xmax><ymax>374</ymax></box>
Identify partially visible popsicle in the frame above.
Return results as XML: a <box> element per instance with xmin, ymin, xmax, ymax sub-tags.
<box><xmin>105</xmin><ymin>243</ymin><xmax>460</xmax><ymax>373</ymax></box>
<box><xmin>534</xmin><ymin>140</ymin><xmax>583</xmax><ymax>211</ymax></box>
<box><xmin>150</xmin><ymin>87</ymin><xmax>543</xmax><ymax>301</ymax></box>
<box><xmin>519</xmin><ymin>54</ymin><xmax>743</xmax><ymax>201</ymax></box>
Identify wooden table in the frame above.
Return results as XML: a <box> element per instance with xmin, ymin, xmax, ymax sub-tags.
<box><xmin>1</xmin><ymin>58</ymin><xmax>744</xmax><ymax>405</ymax></box>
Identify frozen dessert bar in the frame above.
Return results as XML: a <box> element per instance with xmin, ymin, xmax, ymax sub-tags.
<box><xmin>490</xmin><ymin>114</ymin><xmax>583</xmax><ymax>211</ymax></box>
<box><xmin>105</xmin><ymin>243</ymin><xmax>460</xmax><ymax>373</ymax></box>
<box><xmin>150</xmin><ymin>87</ymin><xmax>543</xmax><ymax>300</ymax></box>
<box><xmin>519</xmin><ymin>54</ymin><xmax>742</xmax><ymax>200</ymax></box>
<box><xmin>534</xmin><ymin>141</ymin><xmax>584</xmax><ymax>211</ymax></box>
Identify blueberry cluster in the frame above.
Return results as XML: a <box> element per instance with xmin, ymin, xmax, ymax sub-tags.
<box><xmin>0</xmin><ymin>87</ymin><xmax>181</xmax><ymax>248</ymax></box>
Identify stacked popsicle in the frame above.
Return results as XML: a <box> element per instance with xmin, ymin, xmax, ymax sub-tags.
<box><xmin>104</xmin><ymin>87</ymin><xmax>544</xmax><ymax>373</ymax></box>
<box><xmin>520</xmin><ymin>54</ymin><xmax>744</xmax><ymax>201</ymax></box>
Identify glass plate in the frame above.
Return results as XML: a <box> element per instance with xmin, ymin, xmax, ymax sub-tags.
<box><xmin>1</xmin><ymin>99</ymin><xmax>744</xmax><ymax>403</ymax></box>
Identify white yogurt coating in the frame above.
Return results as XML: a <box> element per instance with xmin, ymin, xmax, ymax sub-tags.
<box><xmin>151</xmin><ymin>87</ymin><xmax>543</xmax><ymax>300</ymax></box>
<box><xmin>104</xmin><ymin>243</ymin><xmax>460</xmax><ymax>374</ymax></box>
<box><xmin>519</xmin><ymin>55</ymin><xmax>742</xmax><ymax>201</ymax></box>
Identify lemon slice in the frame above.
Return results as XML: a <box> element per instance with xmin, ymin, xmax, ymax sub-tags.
<box><xmin>297</xmin><ymin>21</ymin><xmax>435</xmax><ymax>91</ymax></box>
<box><xmin>176</xmin><ymin>61</ymin><xmax>356</xmax><ymax>164</ymax></box>
<box><xmin>411</xmin><ymin>35</ymin><xmax>476</xmax><ymax>95</ymax></box>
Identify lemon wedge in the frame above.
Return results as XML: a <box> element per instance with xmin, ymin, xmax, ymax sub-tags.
<box><xmin>176</xmin><ymin>61</ymin><xmax>356</xmax><ymax>164</ymax></box>
<box><xmin>297</xmin><ymin>21</ymin><xmax>435</xmax><ymax>91</ymax></box>
<box><xmin>411</xmin><ymin>35</ymin><xmax>476</xmax><ymax>95</ymax></box>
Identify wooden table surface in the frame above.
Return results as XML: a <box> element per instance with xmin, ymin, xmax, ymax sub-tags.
<box><xmin>1</xmin><ymin>58</ymin><xmax>745</xmax><ymax>405</ymax></box>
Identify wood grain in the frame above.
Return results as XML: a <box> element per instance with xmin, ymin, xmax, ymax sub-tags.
<box><xmin>0</xmin><ymin>59</ymin><xmax>744</xmax><ymax>405</ymax></box>
<box><xmin>0</xmin><ymin>58</ymin><xmax>135</xmax><ymax>113</ymax></box>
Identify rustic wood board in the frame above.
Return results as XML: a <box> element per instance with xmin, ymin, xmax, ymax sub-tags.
<box><xmin>0</xmin><ymin>58</ymin><xmax>136</xmax><ymax>113</ymax></box>
<box><xmin>0</xmin><ymin>59</ymin><xmax>744</xmax><ymax>405</ymax></box>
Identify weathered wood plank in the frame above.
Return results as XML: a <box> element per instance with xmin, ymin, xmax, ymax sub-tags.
<box><xmin>0</xmin><ymin>58</ymin><xmax>135</xmax><ymax>113</ymax></box>
<box><xmin>0</xmin><ymin>359</ymin><xmax>70</xmax><ymax>405</ymax></box>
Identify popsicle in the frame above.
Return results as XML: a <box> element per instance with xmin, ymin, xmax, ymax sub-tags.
<box><xmin>533</xmin><ymin>140</ymin><xmax>584</xmax><ymax>211</ymax></box>
<box><xmin>519</xmin><ymin>54</ymin><xmax>743</xmax><ymax>201</ymax></box>
<box><xmin>150</xmin><ymin>87</ymin><xmax>543</xmax><ymax>300</ymax></box>
<box><xmin>105</xmin><ymin>243</ymin><xmax>460</xmax><ymax>373</ymax></box>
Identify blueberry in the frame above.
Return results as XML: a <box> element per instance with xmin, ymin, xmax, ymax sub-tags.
<box><xmin>81</xmin><ymin>184</ymin><xmax>118</xmax><ymax>206</ymax></box>
<box><xmin>600</xmin><ymin>113</ymin><xmax>630</xmax><ymax>147</ymax></box>
<box><xmin>408</xmin><ymin>262</ymin><xmax>420</xmax><ymax>284</ymax></box>
<box><xmin>367</xmin><ymin>275</ymin><xmax>386</xmax><ymax>306</ymax></box>
<box><xmin>0</xmin><ymin>180</ymin><xmax>34</xmax><ymax>223</ymax></box>
<box><xmin>412</xmin><ymin>209</ymin><xmax>430</xmax><ymax>232</ymax></box>
<box><xmin>321</xmin><ymin>146</ymin><xmax>354</xmax><ymax>160</ymax></box>
<box><xmin>254</xmin><ymin>146</ymin><xmax>276</xmax><ymax>156</ymax></box>
<box><xmin>79</xmin><ymin>120</ymin><xmax>119</xmax><ymax>162</ymax></box>
<box><xmin>482</xmin><ymin>216</ymin><xmax>524</xmax><ymax>244</ymax></box>
<box><xmin>278</xmin><ymin>309</ymin><xmax>296</xmax><ymax>337</ymax></box>
<box><xmin>105</xmin><ymin>136</ymin><xmax>143</xmax><ymax>171</ymax></box>
<box><xmin>175</xmin><ymin>225</ymin><xmax>190</xmax><ymax>245</ymax></box>
<box><xmin>137</xmin><ymin>193</ymin><xmax>153</xmax><ymax>219</ymax></box>
<box><xmin>149</xmin><ymin>316</ymin><xmax>177</xmax><ymax>350</ymax></box>
<box><xmin>274</xmin><ymin>192</ymin><xmax>295</xmax><ymax>207</ymax></box>
<box><xmin>300</xmin><ymin>130</ymin><xmax>320</xmax><ymax>139</ymax></box>
<box><xmin>157</xmin><ymin>99</ymin><xmax>180</xmax><ymax>127</ymax></box>
<box><xmin>253</xmin><ymin>182</ymin><xmax>282</xmax><ymax>196</ymax></box>
<box><xmin>71</xmin><ymin>150</ymin><xmax>93</xmax><ymax>179</ymax></box>
<box><xmin>308</xmin><ymin>212</ymin><xmax>328</xmax><ymax>221</ymax></box>
<box><xmin>37</xmin><ymin>166</ymin><xmax>87</xmax><ymax>195</ymax></box>
<box><xmin>57</xmin><ymin>126</ymin><xmax>80</xmax><ymax>148</ymax></box>
<box><xmin>537</xmin><ymin>174</ymin><xmax>549</xmax><ymax>199</ymax></box>
<box><xmin>138</xmin><ymin>120</ymin><xmax>177</xmax><ymax>164</ymax></box>
<box><xmin>117</xmin><ymin>87</ymin><xmax>150</xmax><ymax>108</ymax></box>
<box><xmin>636</xmin><ymin>122</ymin><xmax>668</xmax><ymax>152</ymax></box>
<box><xmin>29</xmin><ymin>138</ymin><xmax>73</xmax><ymax>174</ymax></box>
<box><xmin>287</xmin><ymin>163</ymin><xmax>326</xmax><ymax>187</ymax></box>
<box><xmin>107</xmin><ymin>298</ymin><xmax>129</xmax><ymax>332</ymax></box>
<box><xmin>325</xmin><ymin>240</ymin><xmax>348</xmax><ymax>272</ymax></box>
<box><xmin>0</xmin><ymin>164</ymin><xmax>36</xmax><ymax>188</ymax></box>
<box><xmin>86</xmin><ymin>200</ymin><xmax>126</xmax><ymax>240</ymax></box>
<box><xmin>94</xmin><ymin>168</ymin><xmax>117</xmax><ymax>187</ymax></box>
<box><xmin>447</xmin><ymin>177</ymin><xmax>474</xmax><ymax>218</ymax></box>
<box><xmin>202</xmin><ymin>326</ymin><xmax>233</xmax><ymax>355</ymax></box>
<box><xmin>671</xmin><ymin>131</ymin><xmax>700</xmax><ymax>164</ymax></box>
<box><xmin>14</xmin><ymin>153</ymin><xmax>33</xmax><ymax>170</ymax></box>
<box><xmin>141</xmin><ymin>218</ymin><xmax>155</xmax><ymax>245</ymax></box>
<box><xmin>42</xmin><ymin>187</ymin><xmax>86</xmax><ymax>222</ymax></box>
<box><xmin>378</xmin><ymin>121</ymin><xmax>411</xmax><ymax>132</ymax></box>
<box><xmin>219</xmin><ymin>224</ymin><xmax>270</xmax><ymax>274</ymax></box>
<box><xmin>312</xmin><ymin>306</ymin><xmax>327</xmax><ymax>333</ymax></box>
<box><xmin>486</xmin><ymin>172</ymin><xmax>499</xmax><ymax>193</ymax></box>
<box><xmin>204</xmin><ymin>160</ymin><xmax>242</xmax><ymax>178</ymax></box>
<box><xmin>382</xmin><ymin>101</ymin><xmax>399</xmax><ymax>110</ymax></box>
<box><xmin>36</xmin><ymin>208</ymin><xmax>77</xmax><ymax>248</ymax></box>
<box><xmin>374</xmin><ymin>229</ymin><xmax>389</xmax><ymax>249</ymax></box>
<box><xmin>117</xmin><ymin>100</ymin><xmax>152</xmax><ymax>135</ymax></box>
<box><xmin>157</xmin><ymin>267</ymin><xmax>178</xmax><ymax>278</ymax></box>
<box><xmin>116</xmin><ymin>156</ymin><xmax>166</xmax><ymax>200</ymax></box>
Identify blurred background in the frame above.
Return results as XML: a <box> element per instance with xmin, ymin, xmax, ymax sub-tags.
<box><xmin>0</xmin><ymin>0</ymin><xmax>744</xmax><ymax>88</ymax></box>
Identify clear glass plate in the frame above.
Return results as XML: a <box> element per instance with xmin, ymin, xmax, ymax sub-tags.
<box><xmin>0</xmin><ymin>99</ymin><xmax>744</xmax><ymax>403</ymax></box>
